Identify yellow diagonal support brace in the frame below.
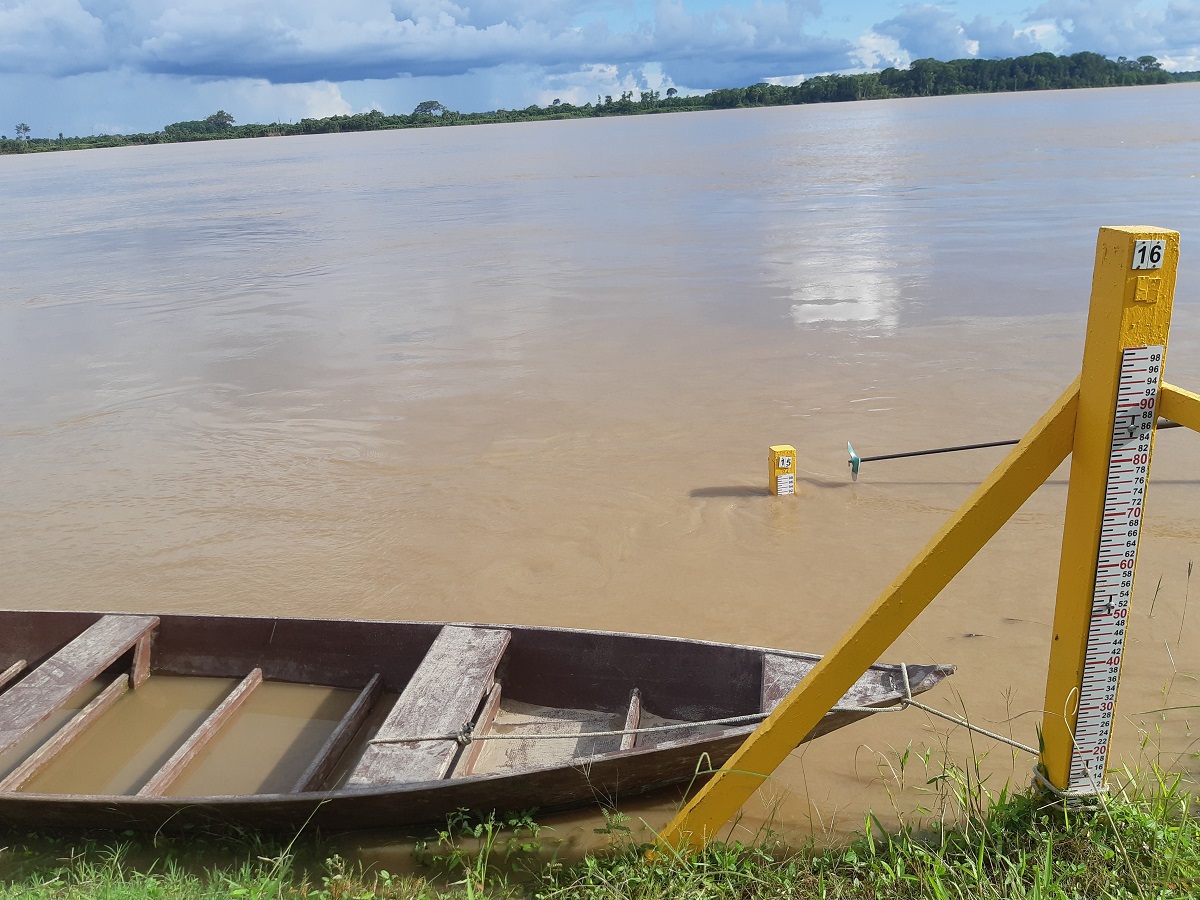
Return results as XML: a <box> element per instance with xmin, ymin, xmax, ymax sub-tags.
<box><xmin>1159</xmin><ymin>384</ymin><xmax>1200</xmax><ymax>433</ymax></box>
<box><xmin>656</xmin><ymin>381</ymin><xmax>1080</xmax><ymax>852</ymax></box>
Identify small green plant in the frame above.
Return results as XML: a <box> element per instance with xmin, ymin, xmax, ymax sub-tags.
<box><xmin>592</xmin><ymin>807</ymin><xmax>632</xmax><ymax>838</ymax></box>
<box><xmin>414</xmin><ymin>808</ymin><xmax>546</xmax><ymax>897</ymax></box>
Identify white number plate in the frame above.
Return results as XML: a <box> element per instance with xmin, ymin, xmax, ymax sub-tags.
<box><xmin>1132</xmin><ymin>240</ymin><xmax>1165</xmax><ymax>270</ymax></box>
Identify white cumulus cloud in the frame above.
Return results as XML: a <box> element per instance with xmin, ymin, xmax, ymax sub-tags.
<box><xmin>2</xmin><ymin>0</ymin><xmax>1197</xmax><ymax>139</ymax></box>
<box><xmin>1028</xmin><ymin>0</ymin><xmax>1172</xmax><ymax>56</ymax></box>
<box><xmin>851</xmin><ymin>31</ymin><xmax>910</xmax><ymax>70</ymax></box>
<box><xmin>0</xmin><ymin>0</ymin><xmax>108</xmax><ymax>75</ymax></box>
<box><xmin>0</xmin><ymin>0</ymin><xmax>859</xmax><ymax>86</ymax></box>
<box><xmin>227</xmin><ymin>80</ymin><xmax>355</xmax><ymax>120</ymax></box>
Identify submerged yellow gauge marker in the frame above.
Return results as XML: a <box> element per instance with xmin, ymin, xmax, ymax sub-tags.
<box><xmin>769</xmin><ymin>445</ymin><xmax>796</xmax><ymax>495</ymax></box>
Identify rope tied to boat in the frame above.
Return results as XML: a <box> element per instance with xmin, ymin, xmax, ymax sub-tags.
<box><xmin>1030</xmin><ymin>765</ymin><xmax>1108</xmax><ymax>810</ymax></box>
<box><xmin>894</xmin><ymin>662</ymin><xmax>1039</xmax><ymax>756</ymax></box>
<box><xmin>365</xmin><ymin>664</ymin><xmax>1039</xmax><ymax>756</ymax></box>
<box><xmin>366</xmin><ymin>711</ymin><xmax>772</xmax><ymax>747</ymax></box>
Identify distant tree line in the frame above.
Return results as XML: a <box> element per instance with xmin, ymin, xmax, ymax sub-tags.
<box><xmin>2</xmin><ymin>52</ymin><xmax>1192</xmax><ymax>155</ymax></box>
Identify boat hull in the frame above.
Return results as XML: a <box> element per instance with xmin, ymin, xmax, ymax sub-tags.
<box><xmin>0</xmin><ymin>610</ymin><xmax>951</xmax><ymax>831</ymax></box>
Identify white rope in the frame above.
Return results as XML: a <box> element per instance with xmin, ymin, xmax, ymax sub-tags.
<box><xmin>893</xmin><ymin>662</ymin><xmax>1039</xmax><ymax>756</ymax></box>
<box><xmin>366</xmin><ymin>664</ymin><xmax>1039</xmax><ymax>756</ymax></box>
<box><xmin>1031</xmin><ymin>765</ymin><xmax>1107</xmax><ymax>808</ymax></box>
<box><xmin>366</xmin><ymin>713</ymin><xmax>772</xmax><ymax>747</ymax></box>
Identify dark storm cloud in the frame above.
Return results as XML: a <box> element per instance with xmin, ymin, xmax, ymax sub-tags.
<box><xmin>649</xmin><ymin>0</ymin><xmax>854</xmax><ymax>85</ymax></box>
<box><xmin>659</xmin><ymin>41</ymin><xmax>854</xmax><ymax>88</ymax></box>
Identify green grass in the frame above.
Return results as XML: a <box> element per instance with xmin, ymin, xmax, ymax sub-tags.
<box><xmin>543</xmin><ymin>764</ymin><xmax>1200</xmax><ymax>899</ymax></box>
<box><xmin>1</xmin><ymin>765</ymin><xmax>1197</xmax><ymax>899</ymax></box>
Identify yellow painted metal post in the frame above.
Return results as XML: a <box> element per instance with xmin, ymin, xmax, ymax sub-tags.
<box><xmin>769</xmin><ymin>445</ymin><xmax>797</xmax><ymax>496</ymax></box>
<box><xmin>1039</xmin><ymin>227</ymin><xmax>1179</xmax><ymax>795</ymax></box>
<box><xmin>1159</xmin><ymin>383</ymin><xmax>1200</xmax><ymax>433</ymax></box>
<box><xmin>656</xmin><ymin>381</ymin><xmax>1080</xmax><ymax>852</ymax></box>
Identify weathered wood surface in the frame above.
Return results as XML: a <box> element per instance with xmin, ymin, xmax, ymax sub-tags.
<box><xmin>292</xmin><ymin>674</ymin><xmax>383</xmax><ymax>793</ymax></box>
<box><xmin>450</xmin><ymin>682</ymin><xmax>503</xmax><ymax>778</ymax></box>
<box><xmin>765</xmin><ymin>655</ymin><xmax>952</xmax><ymax>713</ymax></box>
<box><xmin>138</xmin><ymin>669</ymin><xmax>262</xmax><ymax>797</ymax></box>
<box><xmin>0</xmin><ymin>675</ymin><xmax>130</xmax><ymax>792</ymax></box>
<box><xmin>131</xmin><ymin>634</ymin><xmax>152</xmax><ymax>688</ymax></box>
<box><xmin>0</xmin><ymin>615</ymin><xmax>158</xmax><ymax>760</ymax></box>
<box><xmin>0</xmin><ymin>727</ymin><xmax>758</xmax><ymax>831</ymax></box>
<box><xmin>0</xmin><ymin>661</ymin><xmax>26</xmax><ymax>692</ymax></box>
<box><xmin>142</xmin><ymin>615</ymin><xmax>441</xmax><ymax>689</ymax></box>
<box><xmin>0</xmin><ymin>610</ymin><xmax>953</xmax><ymax>832</ymax></box>
<box><xmin>620</xmin><ymin>688</ymin><xmax>642</xmax><ymax>751</ymax></box>
<box><xmin>761</xmin><ymin>653</ymin><xmax>816</xmax><ymax>713</ymax></box>
<box><xmin>346</xmin><ymin>626</ymin><xmax>510</xmax><ymax>787</ymax></box>
<box><xmin>762</xmin><ymin>654</ymin><xmax>957</xmax><ymax>742</ymax></box>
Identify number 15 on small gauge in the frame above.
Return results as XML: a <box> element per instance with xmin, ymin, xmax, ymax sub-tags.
<box><xmin>770</xmin><ymin>445</ymin><xmax>797</xmax><ymax>496</ymax></box>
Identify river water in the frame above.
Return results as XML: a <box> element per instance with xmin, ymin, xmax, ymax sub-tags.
<box><xmin>2</xmin><ymin>83</ymin><xmax>1200</xmax><ymax>854</ymax></box>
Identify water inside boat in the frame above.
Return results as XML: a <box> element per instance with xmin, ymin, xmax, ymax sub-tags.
<box><xmin>8</xmin><ymin>677</ymin><xmax>359</xmax><ymax>796</ymax></box>
<box><xmin>1</xmin><ymin>675</ymin><xmax>717</xmax><ymax>797</ymax></box>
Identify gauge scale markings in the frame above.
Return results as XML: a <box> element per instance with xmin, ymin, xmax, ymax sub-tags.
<box><xmin>1068</xmin><ymin>345</ymin><xmax>1163</xmax><ymax>792</ymax></box>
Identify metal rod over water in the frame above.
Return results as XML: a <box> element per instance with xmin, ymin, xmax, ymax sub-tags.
<box><xmin>848</xmin><ymin>420</ymin><xmax>1182</xmax><ymax>480</ymax></box>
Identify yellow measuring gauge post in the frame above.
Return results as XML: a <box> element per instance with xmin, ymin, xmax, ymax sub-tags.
<box><xmin>654</xmin><ymin>226</ymin><xmax>1195</xmax><ymax>853</ymax></box>
<box><xmin>769</xmin><ymin>445</ymin><xmax>797</xmax><ymax>496</ymax></box>
<box><xmin>1040</xmin><ymin>227</ymin><xmax>1180</xmax><ymax>795</ymax></box>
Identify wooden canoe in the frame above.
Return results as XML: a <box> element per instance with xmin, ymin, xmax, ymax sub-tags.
<box><xmin>0</xmin><ymin>610</ymin><xmax>953</xmax><ymax>831</ymax></box>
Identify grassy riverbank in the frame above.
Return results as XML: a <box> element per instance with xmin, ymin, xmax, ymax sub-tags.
<box><xmin>1</xmin><ymin>766</ymin><xmax>1196</xmax><ymax>899</ymax></box>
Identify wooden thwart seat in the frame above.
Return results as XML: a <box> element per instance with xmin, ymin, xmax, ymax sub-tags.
<box><xmin>449</xmin><ymin>681</ymin><xmax>503</xmax><ymax>778</ymax></box>
<box><xmin>345</xmin><ymin>626</ymin><xmax>510</xmax><ymax>788</ymax></box>
<box><xmin>0</xmin><ymin>615</ymin><xmax>158</xmax><ymax>762</ymax></box>
<box><xmin>620</xmin><ymin>688</ymin><xmax>642</xmax><ymax>752</ymax></box>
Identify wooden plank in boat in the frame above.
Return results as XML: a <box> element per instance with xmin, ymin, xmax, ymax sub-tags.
<box><xmin>761</xmin><ymin>652</ymin><xmax>816</xmax><ymax>713</ymax></box>
<box><xmin>0</xmin><ymin>661</ymin><xmax>25</xmax><ymax>692</ymax></box>
<box><xmin>291</xmin><ymin>674</ymin><xmax>384</xmax><ymax>793</ymax></box>
<box><xmin>620</xmin><ymin>688</ymin><xmax>642</xmax><ymax>752</ymax></box>
<box><xmin>450</xmin><ymin>682</ymin><xmax>503</xmax><ymax>778</ymax></box>
<box><xmin>138</xmin><ymin>669</ymin><xmax>262</xmax><ymax>797</ymax></box>
<box><xmin>0</xmin><ymin>615</ymin><xmax>158</xmax><ymax>759</ymax></box>
<box><xmin>0</xmin><ymin>675</ymin><xmax>130</xmax><ymax>791</ymax></box>
<box><xmin>130</xmin><ymin>631</ymin><xmax>152</xmax><ymax>688</ymax></box>
<box><xmin>346</xmin><ymin>626</ymin><xmax>510</xmax><ymax>787</ymax></box>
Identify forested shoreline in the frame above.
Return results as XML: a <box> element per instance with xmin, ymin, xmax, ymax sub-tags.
<box><xmin>4</xmin><ymin>51</ymin><xmax>1197</xmax><ymax>155</ymax></box>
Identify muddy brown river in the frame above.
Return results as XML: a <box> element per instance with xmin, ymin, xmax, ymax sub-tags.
<box><xmin>2</xmin><ymin>83</ymin><xmax>1200</xmax><ymax>859</ymax></box>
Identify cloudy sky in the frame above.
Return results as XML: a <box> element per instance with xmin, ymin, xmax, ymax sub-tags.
<box><xmin>2</xmin><ymin>0</ymin><xmax>1197</xmax><ymax>138</ymax></box>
